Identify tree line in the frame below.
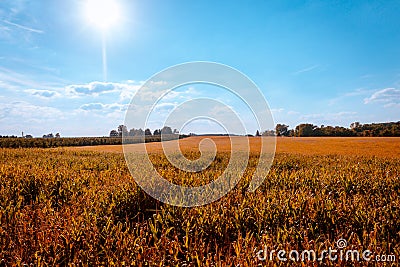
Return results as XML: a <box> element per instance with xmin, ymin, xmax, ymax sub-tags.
<box><xmin>109</xmin><ymin>125</ymin><xmax>179</xmax><ymax>137</ymax></box>
<box><xmin>1</xmin><ymin>121</ymin><xmax>398</xmax><ymax>148</ymax></box>
<box><xmin>0</xmin><ymin>125</ymin><xmax>185</xmax><ymax>148</ymax></box>
<box><xmin>271</xmin><ymin>121</ymin><xmax>400</xmax><ymax>137</ymax></box>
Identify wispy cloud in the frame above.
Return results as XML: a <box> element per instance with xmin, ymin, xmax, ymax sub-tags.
<box><xmin>292</xmin><ymin>64</ymin><xmax>319</xmax><ymax>75</ymax></box>
<box><xmin>5</xmin><ymin>57</ymin><xmax>60</xmax><ymax>74</ymax></box>
<box><xmin>66</xmin><ymin>81</ymin><xmax>140</xmax><ymax>98</ymax></box>
<box><xmin>162</xmin><ymin>86</ymin><xmax>200</xmax><ymax>100</ymax></box>
<box><xmin>67</xmin><ymin>82</ymin><xmax>118</xmax><ymax>96</ymax></box>
<box><xmin>153</xmin><ymin>102</ymin><xmax>178</xmax><ymax>112</ymax></box>
<box><xmin>344</xmin><ymin>88</ymin><xmax>372</xmax><ymax>97</ymax></box>
<box><xmin>0</xmin><ymin>100</ymin><xmax>69</xmax><ymax>136</ymax></box>
<box><xmin>0</xmin><ymin>25</ymin><xmax>10</xmax><ymax>33</ymax></box>
<box><xmin>78</xmin><ymin>102</ymin><xmax>129</xmax><ymax>120</ymax></box>
<box><xmin>0</xmin><ymin>71</ymin><xmax>141</xmax><ymax>101</ymax></box>
<box><xmin>287</xmin><ymin>110</ymin><xmax>300</xmax><ymax>115</ymax></box>
<box><xmin>364</xmin><ymin>88</ymin><xmax>400</xmax><ymax>108</ymax></box>
<box><xmin>328</xmin><ymin>88</ymin><xmax>373</xmax><ymax>106</ymax></box>
<box><xmin>0</xmin><ymin>101</ymin><xmax>63</xmax><ymax>122</ymax></box>
<box><xmin>25</xmin><ymin>89</ymin><xmax>61</xmax><ymax>98</ymax></box>
<box><xmin>0</xmin><ymin>67</ymin><xmax>62</xmax><ymax>91</ymax></box>
<box><xmin>271</xmin><ymin>108</ymin><xmax>284</xmax><ymax>114</ymax></box>
<box><xmin>2</xmin><ymin>20</ymin><xmax>44</xmax><ymax>34</ymax></box>
<box><xmin>79</xmin><ymin>102</ymin><xmax>127</xmax><ymax>112</ymax></box>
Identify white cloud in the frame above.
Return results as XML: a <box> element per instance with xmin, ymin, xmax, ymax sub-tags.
<box><xmin>149</xmin><ymin>80</ymin><xmax>168</xmax><ymax>86</ymax></box>
<box><xmin>25</xmin><ymin>89</ymin><xmax>61</xmax><ymax>98</ymax></box>
<box><xmin>119</xmin><ymin>82</ymin><xmax>142</xmax><ymax>101</ymax></box>
<box><xmin>67</xmin><ymin>81</ymin><xmax>119</xmax><ymax>96</ymax></box>
<box><xmin>78</xmin><ymin>102</ymin><xmax>128</xmax><ymax>120</ymax></box>
<box><xmin>66</xmin><ymin>81</ymin><xmax>141</xmax><ymax>99</ymax></box>
<box><xmin>383</xmin><ymin>102</ymin><xmax>400</xmax><ymax>108</ymax></box>
<box><xmin>163</xmin><ymin>86</ymin><xmax>199</xmax><ymax>100</ymax></box>
<box><xmin>127</xmin><ymin>82</ymin><xmax>193</xmax><ymax>103</ymax></box>
<box><xmin>79</xmin><ymin>102</ymin><xmax>127</xmax><ymax>112</ymax></box>
<box><xmin>0</xmin><ymin>101</ymin><xmax>63</xmax><ymax>121</ymax></box>
<box><xmin>364</xmin><ymin>88</ymin><xmax>400</xmax><ymax>107</ymax></box>
<box><xmin>153</xmin><ymin>102</ymin><xmax>178</xmax><ymax>112</ymax></box>
<box><xmin>344</xmin><ymin>88</ymin><xmax>372</xmax><ymax>97</ymax></box>
<box><xmin>0</xmin><ymin>72</ymin><xmax>142</xmax><ymax>101</ymax></box>
<box><xmin>271</xmin><ymin>108</ymin><xmax>284</xmax><ymax>114</ymax></box>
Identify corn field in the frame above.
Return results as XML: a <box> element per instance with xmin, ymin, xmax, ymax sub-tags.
<box><xmin>0</xmin><ymin>146</ymin><xmax>399</xmax><ymax>266</ymax></box>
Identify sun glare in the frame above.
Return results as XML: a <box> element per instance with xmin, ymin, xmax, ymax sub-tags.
<box><xmin>85</xmin><ymin>0</ymin><xmax>121</xmax><ymax>31</ymax></box>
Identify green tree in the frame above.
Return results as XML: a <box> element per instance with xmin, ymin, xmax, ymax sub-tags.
<box><xmin>295</xmin><ymin>123</ymin><xmax>316</xmax><ymax>137</ymax></box>
<box><xmin>275</xmin><ymin>124</ymin><xmax>289</xmax><ymax>136</ymax></box>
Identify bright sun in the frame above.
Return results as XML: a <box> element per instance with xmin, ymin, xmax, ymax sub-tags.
<box><xmin>85</xmin><ymin>0</ymin><xmax>121</xmax><ymax>31</ymax></box>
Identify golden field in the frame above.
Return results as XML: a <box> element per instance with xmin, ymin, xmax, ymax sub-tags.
<box><xmin>0</xmin><ymin>137</ymin><xmax>399</xmax><ymax>266</ymax></box>
<box><xmin>62</xmin><ymin>136</ymin><xmax>400</xmax><ymax>158</ymax></box>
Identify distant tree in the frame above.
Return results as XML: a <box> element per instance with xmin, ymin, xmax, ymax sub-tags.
<box><xmin>350</xmin><ymin>122</ymin><xmax>361</xmax><ymax>129</ymax></box>
<box><xmin>382</xmin><ymin>129</ymin><xmax>391</xmax><ymax>136</ymax></box>
<box><xmin>118</xmin><ymin>125</ymin><xmax>128</xmax><ymax>137</ymax></box>
<box><xmin>153</xmin><ymin>129</ymin><xmax>161</xmax><ymax>135</ymax></box>
<box><xmin>363</xmin><ymin>130</ymin><xmax>371</xmax><ymax>137</ymax></box>
<box><xmin>109</xmin><ymin>130</ymin><xmax>119</xmax><ymax>137</ymax></box>
<box><xmin>43</xmin><ymin>133</ymin><xmax>54</xmax><ymax>138</ymax></box>
<box><xmin>261</xmin><ymin>130</ymin><xmax>275</xmax><ymax>136</ymax></box>
<box><xmin>129</xmin><ymin>128</ymin><xmax>144</xmax><ymax>136</ymax></box>
<box><xmin>137</xmin><ymin>128</ymin><xmax>144</xmax><ymax>136</ymax></box>
<box><xmin>295</xmin><ymin>124</ymin><xmax>316</xmax><ymax>137</ymax></box>
<box><xmin>55</xmin><ymin>133</ymin><xmax>60</xmax><ymax>138</ymax></box>
<box><xmin>275</xmin><ymin>124</ymin><xmax>289</xmax><ymax>136</ymax></box>
<box><xmin>161</xmin><ymin>126</ymin><xmax>173</xmax><ymax>135</ymax></box>
<box><xmin>106</xmin><ymin>121</ymin><xmax>400</xmax><ymax>138</ymax></box>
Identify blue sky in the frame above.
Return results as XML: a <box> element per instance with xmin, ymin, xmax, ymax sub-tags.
<box><xmin>0</xmin><ymin>0</ymin><xmax>399</xmax><ymax>136</ymax></box>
